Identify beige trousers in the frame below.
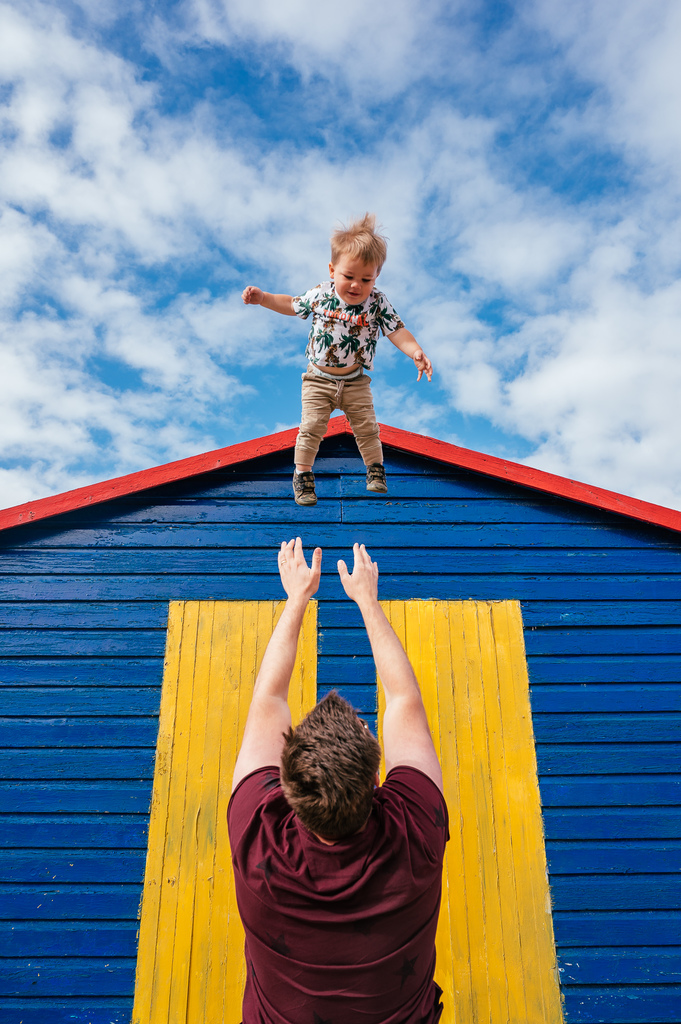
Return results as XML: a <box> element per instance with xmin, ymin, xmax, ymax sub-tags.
<box><xmin>294</xmin><ymin>365</ymin><xmax>383</xmax><ymax>467</ymax></box>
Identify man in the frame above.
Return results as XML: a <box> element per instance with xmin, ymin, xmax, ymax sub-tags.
<box><xmin>228</xmin><ymin>538</ymin><xmax>448</xmax><ymax>1023</ymax></box>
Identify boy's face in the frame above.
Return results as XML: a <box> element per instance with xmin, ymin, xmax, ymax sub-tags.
<box><xmin>329</xmin><ymin>254</ymin><xmax>379</xmax><ymax>305</ymax></box>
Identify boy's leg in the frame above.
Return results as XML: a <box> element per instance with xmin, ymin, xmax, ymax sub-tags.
<box><xmin>339</xmin><ymin>374</ymin><xmax>387</xmax><ymax>492</ymax></box>
<box><xmin>293</xmin><ymin>372</ymin><xmax>337</xmax><ymax>504</ymax></box>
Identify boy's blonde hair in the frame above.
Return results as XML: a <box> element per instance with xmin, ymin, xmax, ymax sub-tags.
<box><xmin>330</xmin><ymin>213</ymin><xmax>388</xmax><ymax>271</ymax></box>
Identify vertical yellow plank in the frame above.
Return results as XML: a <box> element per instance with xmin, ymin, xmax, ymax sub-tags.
<box><xmin>477</xmin><ymin>603</ymin><xmax>528</xmax><ymax>1024</ymax></box>
<box><xmin>132</xmin><ymin>602</ymin><xmax>185</xmax><ymax>1024</ymax></box>
<box><xmin>379</xmin><ymin>600</ymin><xmax>563</xmax><ymax>1024</ymax></box>
<box><xmin>147</xmin><ymin>601</ymin><xmax>201</xmax><ymax>1024</ymax></box>
<box><xmin>453</xmin><ymin>601</ymin><xmax>492</xmax><ymax>1024</ymax></box>
<box><xmin>134</xmin><ymin>600</ymin><xmax>318</xmax><ymax>1024</ymax></box>
<box><xmin>438</xmin><ymin>601</ymin><xmax>475</xmax><ymax>1023</ymax></box>
<box><xmin>186</xmin><ymin>602</ymin><xmax>227</xmax><ymax>1024</ymax></box>
<box><xmin>492</xmin><ymin>601</ymin><xmax>563</xmax><ymax>1024</ymax></box>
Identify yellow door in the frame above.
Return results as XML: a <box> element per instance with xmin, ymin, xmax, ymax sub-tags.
<box><xmin>380</xmin><ymin>600</ymin><xmax>563</xmax><ymax>1024</ymax></box>
<box><xmin>132</xmin><ymin>601</ymin><xmax>317</xmax><ymax>1024</ymax></box>
<box><xmin>133</xmin><ymin>599</ymin><xmax>562</xmax><ymax>1024</ymax></box>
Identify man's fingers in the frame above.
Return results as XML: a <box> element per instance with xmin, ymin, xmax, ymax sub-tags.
<box><xmin>311</xmin><ymin>546</ymin><xmax>322</xmax><ymax>575</ymax></box>
<box><xmin>337</xmin><ymin>559</ymin><xmax>349</xmax><ymax>580</ymax></box>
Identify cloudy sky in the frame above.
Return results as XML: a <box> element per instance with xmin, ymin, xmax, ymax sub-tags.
<box><xmin>2</xmin><ymin>0</ymin><xmax>681</xmax><ymax>509</ymax></box>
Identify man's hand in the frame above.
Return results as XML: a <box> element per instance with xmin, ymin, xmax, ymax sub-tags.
<box><xmin>413</xmin><ymin>349</ymin><xmax>433</xmax><ymax>382</ymax></box>
<box><xmin>278</xmin><ymin>537</ymin><xmax>322</xmax><ymax>602</ymax></box>
<box><xmin>337</xmin><ymin>543</ymin><xmax>379</xmax><ymax>607</ymax></box>
<box><xmin>242</xmin><ymin>285</ymin><xmax>264</xmax><ymax>305</ymax></box>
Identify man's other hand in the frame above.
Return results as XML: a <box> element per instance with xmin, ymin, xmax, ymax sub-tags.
<box><xmin>337</xmin><ymin>543</ymin><xmax>379</xmax><ymax>606</ymax></box>
<box><xmin>278</xmin><ymin>538</ymin><xmax>322</xmax><ymax>601</ymax></box>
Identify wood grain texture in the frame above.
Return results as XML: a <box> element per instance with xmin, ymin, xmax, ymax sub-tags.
<box><xmin>131</xmin><ymin>600</ymin><xmax>317</xmax><ymax>1024</ymax></box>
<box><xmin>378</xmin><ymin>599</ymin><xmax>563</xmax><ymax>1024</ymax></box>
<box><xmin>1</xmin><ymin>433</ymin><xmax>680</xmax><ymax>1022</ymax></box>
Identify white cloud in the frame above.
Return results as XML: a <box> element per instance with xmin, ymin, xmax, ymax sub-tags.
<box><xmin>2</xmin><ymin>0</ymin><xmax>681</xmax><ymax>516</ymax></box>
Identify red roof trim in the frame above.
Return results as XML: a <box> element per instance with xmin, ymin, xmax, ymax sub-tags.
<box><xmin>1</xmin><ymin>414</ymin><xmax>680</xmax><ymax>534</ymax></box>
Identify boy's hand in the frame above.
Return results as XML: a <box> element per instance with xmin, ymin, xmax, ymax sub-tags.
<box><xmin>337</xmin><ymin>543</ymin><xmax>379</xmax><ymax>607</ymax></box>
<box><xmin>242</xmin><ymin>286</ymin><xmax>264</xmax><ymax>305</ymax></box>
<box><xmin>413</xmin><ymin>349</ymin><xmax>433</xmax><ymax>382</ymax></box>
<box><xmin>278</xmin><ymin>538</ymin><xmax>322</xmax><ymax>601</ymax></box>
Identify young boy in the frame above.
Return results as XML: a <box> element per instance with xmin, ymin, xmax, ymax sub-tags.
<box><xmin>242</xmin><ymin>214</ymin><xmax>433</xmax><ymax>506</ymax></box>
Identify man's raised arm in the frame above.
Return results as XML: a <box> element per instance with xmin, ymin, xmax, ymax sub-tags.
<box><xmin>337</xmin><ymin>544</ymin><xmax>443</xmax><ymax>791</ymax></box>
<box><xmin>231</xmin><ymin>538</ymin><xmax>322</xmax><ymax>792</ymax></box>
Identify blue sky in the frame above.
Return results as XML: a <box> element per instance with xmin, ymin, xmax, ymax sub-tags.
<box><xmin>2</xmin><ymin>0</ymin><xmax>681</xmax><ymax>507</ymax></box>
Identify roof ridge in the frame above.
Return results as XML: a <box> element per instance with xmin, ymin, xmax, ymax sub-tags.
<box><xmin>1</xmin><ymin>415</ymin><xmax>680</xmax><ymax>534</ymax></box>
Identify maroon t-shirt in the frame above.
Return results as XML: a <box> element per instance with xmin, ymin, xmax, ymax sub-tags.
<box><xmin>228</xmin><ymin>765</ymin><xmax>449</xmax><ymax>1024</ymax></box>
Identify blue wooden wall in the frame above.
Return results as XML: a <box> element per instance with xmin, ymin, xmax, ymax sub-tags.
<box><xmin>0</xmin><ymin>432</ymin><xmax>679</xmax><ymax>1024</ymax></box>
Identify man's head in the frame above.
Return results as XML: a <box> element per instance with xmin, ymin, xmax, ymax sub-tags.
<box><xmin>329</xmin><ymin>214</ymin><xmax>387</xmax><ymax>305</ymax></box>
<box><xmin>280</xmin><ymin>690</ymin><xmax>381</xmax><ymax>841</ymax></box>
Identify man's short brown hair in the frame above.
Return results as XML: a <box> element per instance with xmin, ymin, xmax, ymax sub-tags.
<box><xmin>330</xmin><ymin>213</ymin><xmax>388</xmax><ymax>271</ymax></box>
<box><xmin>280</xmin><ymin>691</ymin><xmax>381</xmax><ymax>841</ymax></box>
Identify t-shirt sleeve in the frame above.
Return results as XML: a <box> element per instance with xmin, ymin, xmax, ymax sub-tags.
<box><xmin>372</xmin><ymin>292</ymin><xmax>406</xmax><ymax>336</ymax></box>
<box><xmin>227</xmin><ymin>766</ymin><xmax>282</xmax><ymax>850</ymax></box>
<box><xmin>292</xmin><ymin>284</ymin><xmax>323</xmax><ymax>320</ymax></box>
<box><xmin>382</xmin><ymin>766</ymin><xmax>449</xmax><ymax>858</ymax></box>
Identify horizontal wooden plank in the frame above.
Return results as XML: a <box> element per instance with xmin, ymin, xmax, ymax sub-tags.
<box><xmin>543</xmin><ymin>808</ymin><xmax>681</xmax><ymax>840</ymax></box>
<box><xmin>553</xmin><ymin>910</ymin><xmax>681</xmax><ymax>946</ymax></box>
<box><xmin>0</xmin><ymin>688</ymin><xmax>161</xmax><ymax>716</ymax></box>
<box><xmin>533</xmin><ymin>712</ymin><xmax>681</xmax><ymax>743</ymax></box>
<box><xmin>550</xmin><ymin>874</ymin><xmax>681</xmax><ymax>910</ymax></box>
<box><xmin>0</xmin><ymin>921</ymin><xmax>137</xmax><ymax>957</ymax></box>
<box><xmin>320</xmin><ymin>624</ymin><xmax>681</xmax><ymax>658</ymax></box>
<box><xmin>526</xmin><ymin>627</ymin><xmax>681</xmax><ymax>657</ymax></box>
<box><xmin>528</xmin><ymin>655</ymin><xmax>681</xmax><ymax>683</ymax></box>
<box><xmin>0</xmin><ymin>1000</ymin><xmax>133</xmax><ymax>1024</ymax></box>
<box><xmin>0</xmin><ymin>958</ymin><xmax>136</xmax><ymax>997</ymax></box>
<box><xmin>536</xmin><ymin>744</ymin><xmax>681</xmax><ymax>774</ymax></box>
<box><xmin>3</xmin><ymin>527</ymin><xmax>681</xmax><ymax>566</ymax></box>
<box><xmin>3</xmin><ymin>653</ymin><xmax>673</xmax><ymax>694</ymax></box>
<box><xmin>1</xmin><ymin>497</ymin><xmax>633</xmax><ymax>534</ymax></box>
<box><xmin>0</xmin><ymin>850</ymin><xmax>146</xmax><ymax>883</ymax></box>
<box><xmin>322</xmin><ymin>599</ymin><xmax>681</xmax><ymax>629</ymax></box>
<box><xmin>561</xmin><ymin>984</ymin><xmax>681</xmax><ymax>1023</ymax></box>
<box><xmin>0</xmin><ymin>631</ymin><xmax>166</xmax><ymax>657</ymax></box>
<box><xmin>0</xmin><ymin>659</ymin><xmax>162</xmax><ymax>687</ymax></box>
<box><xmin>531</xmin><ymin>684</ymin><xmax>681</xmax><ymax>713</ymax></box>
<box><xmin>13</xmin><ymin>620</ymin><xmax>681</xmax><ymax>660</ymax></box>
<box><xmin>522</xmin><ymin>600</ymin><xmax>681</xmax><ymax>627</ymax></box>
<box><xmin>0</xmin><ymin>717</ymin><xmax>158</xmax><ymax>746</ymax></box>
<box><xmin>1</xmin><ymin>816</ymin><xmax>149</xmax><ymax>848</ymax></box>
<box><xmin>2</xmin><ymin>573</ymin><xmax>681</xmax><ymax>603</ymax></box>
<box><xmin>0</xmin><ymin>886</ymin><xmax>141</xmax><ymax>919</ymax></box>
<box><xmin>0</xmin><ymin>781</ymin><xmax>152</xmax><ymax>812</ymax></box>
<box><xmin>557</xmin><ymin>946</ymin><xmax>681</xmax><ymax>984</ymax></box>
<box><xmin>322</xmin><ymin>653</ymin><xmax>681</xmax><ymax>689</ymax></box>
<box><xmin>0</xmin><ymin>602</ymin><xmax>169</xmax><ymax>628</ymax></box>
<box><xmin>546</xmin><ymin>841</ymin><xmax>681</xmax><ymax>874</ymax></box>
<box><xmin>0</xmin><ymin>749</ymin><xmax>156</xmax><ymax>779</ymax></box>
<box><xmin>540</xmin><ymin>775</ymin><xmax>681</xmax><ymax>806</ymax></box>
<box><xmin>341</xmin><ymin>499</ymin><xmax>677</xmax><ymax>535</ymax></box>
<box><xmin>177</xmin><ymin>468</ymin><xmax>547</xmax><ymax>497</ymax></box>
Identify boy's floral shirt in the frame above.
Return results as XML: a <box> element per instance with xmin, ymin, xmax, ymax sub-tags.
<box><xmin>292</xmin><ymin>281</ymin><xmax>405</xmax><ymax>370</ymax></box>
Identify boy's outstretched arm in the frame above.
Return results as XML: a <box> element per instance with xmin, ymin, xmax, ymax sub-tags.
<box><xmin>387</xmin><ymin>327</ymin><xmax>433</xmax><ymax>381</ymax></box>
<box><xmin>242</xmin><ymin>286</ymin><xmax>296</xmax><ymax>316</ymax></box>
<box><xmin>337</xmin><ymin>544</ymin><xmax>443</xmax><ymax>791</ymax></box>
<box><xmin>231</xmin><ymin>538</ymin><xmax>322</xmax><ymax>792</ymax></box>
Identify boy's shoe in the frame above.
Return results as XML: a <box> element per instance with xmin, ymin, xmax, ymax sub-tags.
<box><xmin>366</xmin><ymin>463</ymin><xmax>388</xmax><ymax>493</ymax></box>
<box><xmin>293</xmin><ymin>471</ymin><xmax>317</xmax><ymax>506</ymax></box>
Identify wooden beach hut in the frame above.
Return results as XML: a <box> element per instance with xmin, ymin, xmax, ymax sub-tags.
<box><xmin>0</xmin><ymin>416</ymin><xmax>679</xmax><ymax>1024</ymax></box>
